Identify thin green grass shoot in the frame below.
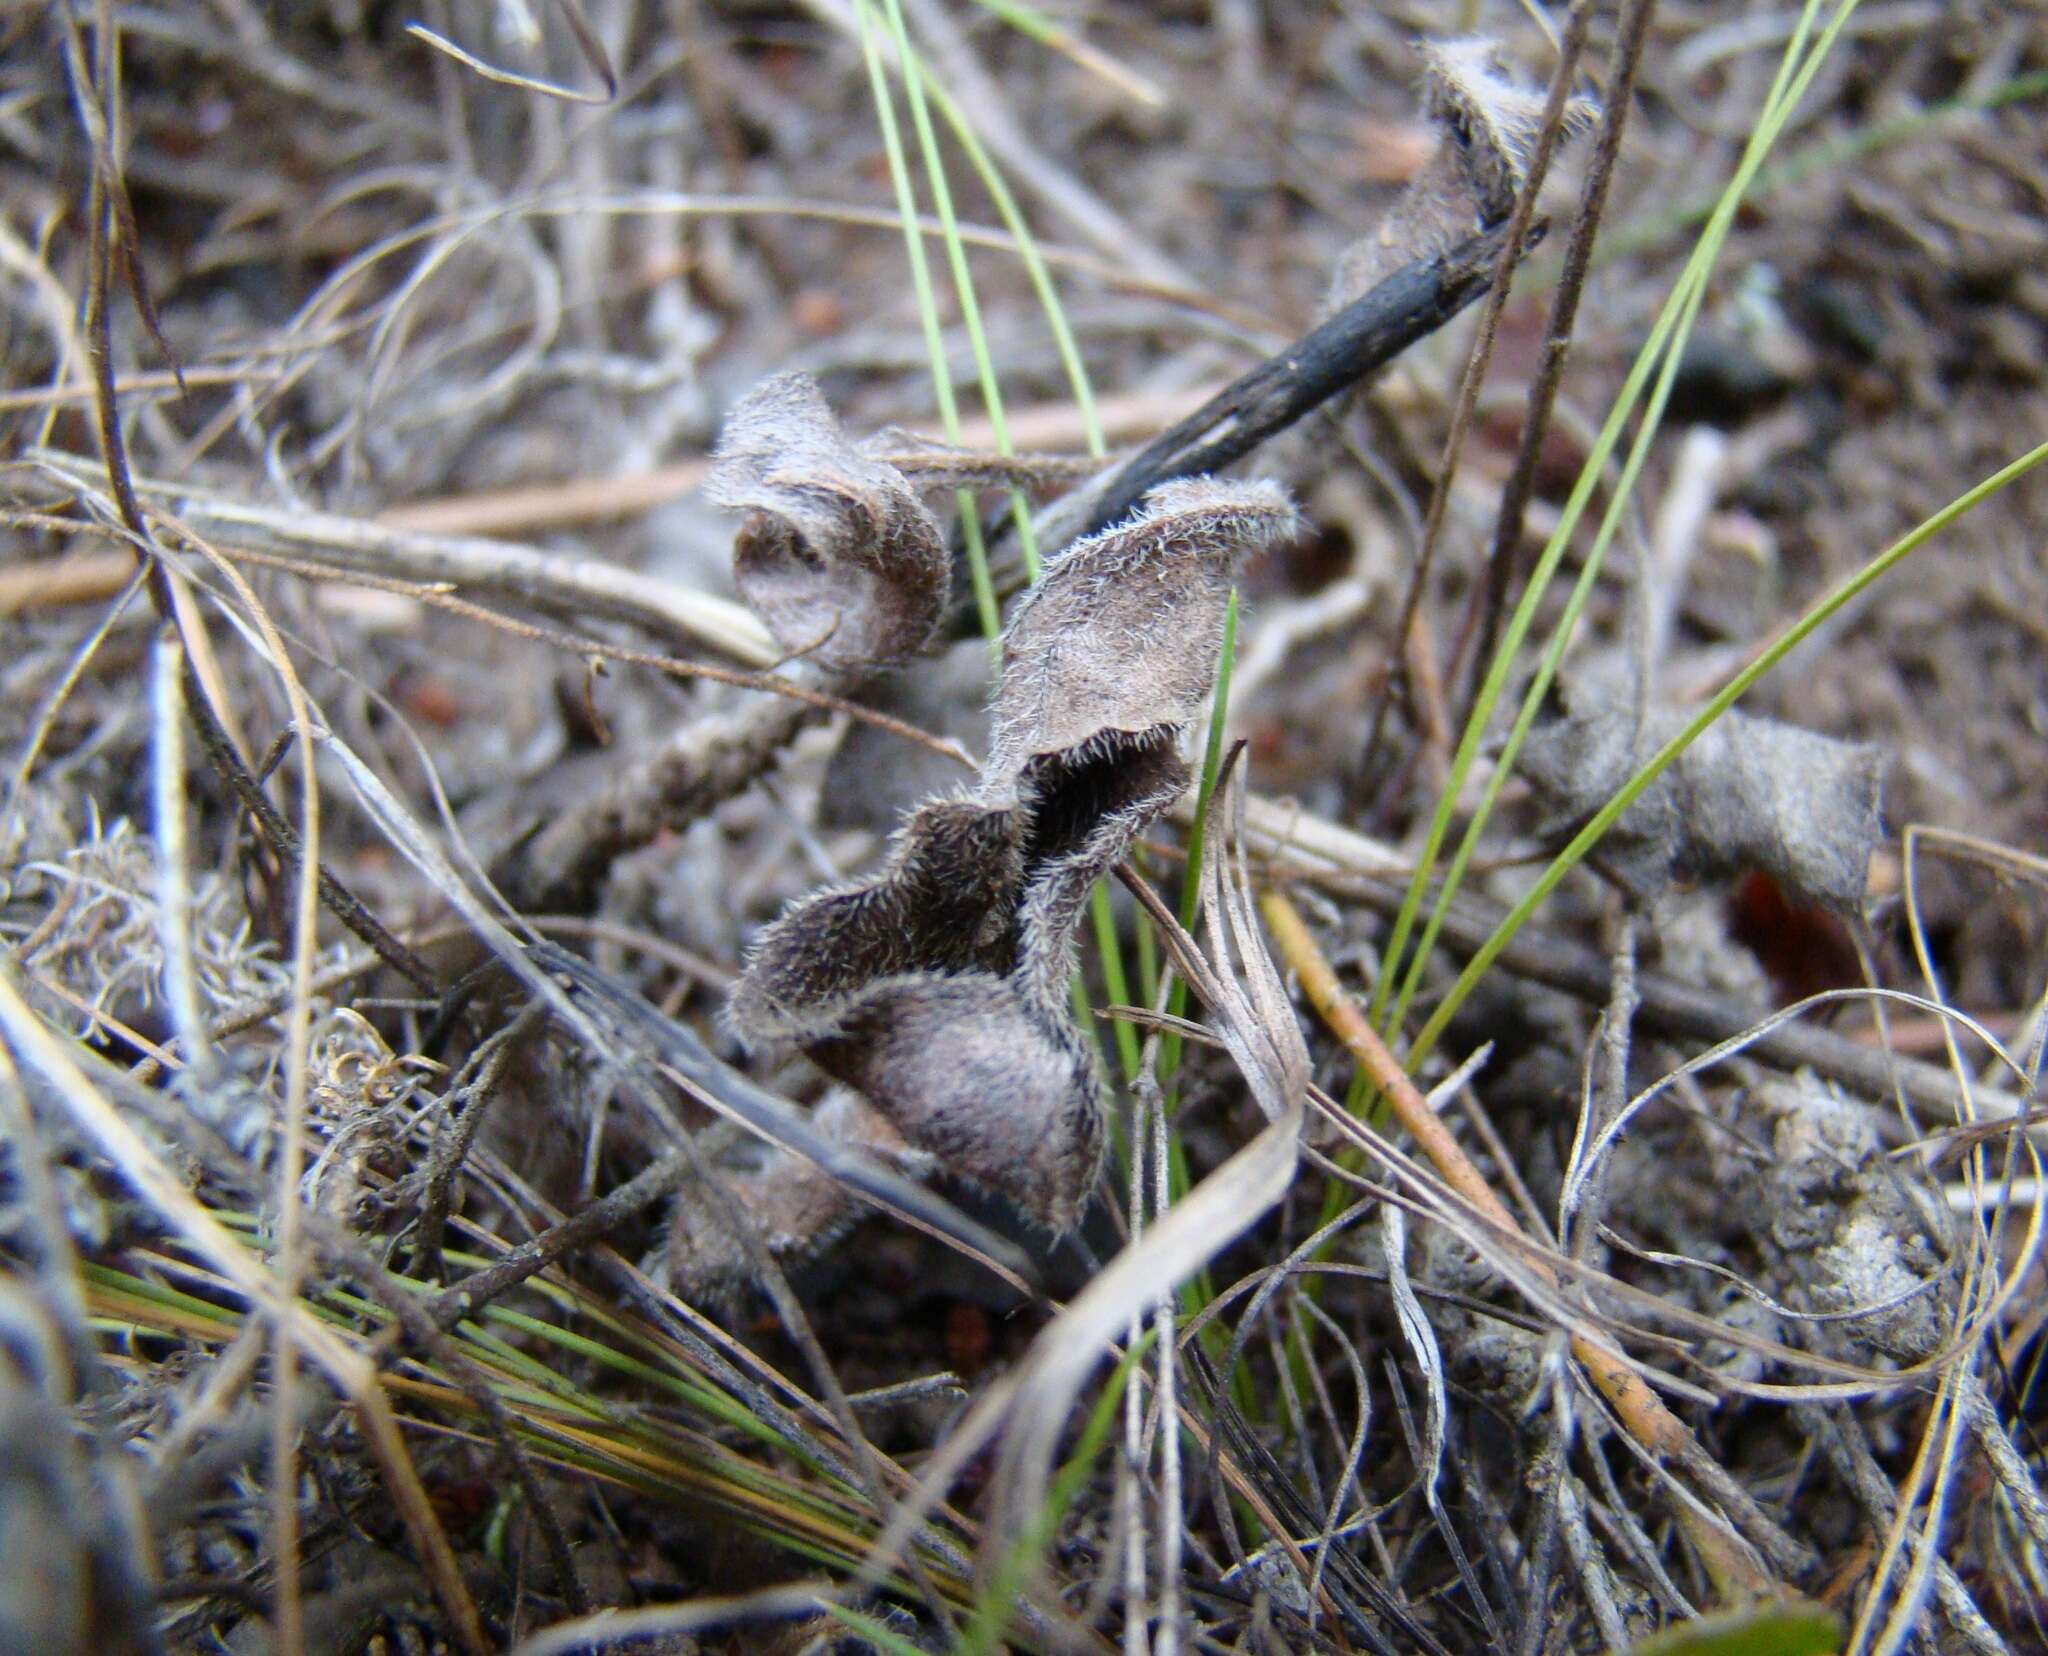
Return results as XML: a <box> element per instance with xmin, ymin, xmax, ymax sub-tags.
<box><xmin>851</xmin><ymin>0</ymin><xmax>1000</xmax><ymax>641</ymax></box>
<box><xmin>1350</xmin><ymin>0</ymin><xmax>1855</xmax><ymax>1131</ymax></box>
<box><xmin>964</xmin><ymin>0</ymin><xmax>1165</xmax><ymax>110</ymax></box>
<box><xmin>1401</xmin><ymin>434</ymin><xmax>2048</xmax><ymax>1078</ymax></box>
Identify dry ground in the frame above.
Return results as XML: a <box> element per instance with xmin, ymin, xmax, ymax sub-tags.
<box><xmin>2</xmin><ymin>3</ymin><xmax>2045</xmax><ymax>1653</ymax></box>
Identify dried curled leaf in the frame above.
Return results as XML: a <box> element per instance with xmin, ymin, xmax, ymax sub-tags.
<box><xmin>664</xmin><ymin>1090</ymin><xmax>932</xmax><ymax>1302</ymax></box>
<box><xmin>1326</xmin><ymin>37</ymin><xmax>1597</xmax><ymax>312</ymax></box>
<box><xmin>705</xmin><ymin>371</ymin><xmax>949</xmax><ymax>674</ymax></box>
<box><xmin>721</xmin><ymin>479</ymin><xmax>1299</xmax><ymax>1238</ymax></box>
<box><xmin>1520</xmin><ymin>665</ymin><xmax>1887</xmax><ymax>913</ymax></box>
<box><xmin>988</xmin><ymin>478</ymin><xmax>1298</xmax><ymax>782</ymax></box>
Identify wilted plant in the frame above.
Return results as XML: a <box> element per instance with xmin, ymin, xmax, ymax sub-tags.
<box><xmin>705</xmin><ymin>372</ymin><xmax>953</xmax><ymax>678</ymax></box>
<box><xmin>1521</xmin><ymin>659</ymin><xmax>1886</xmax><ymax>912</ymax></box>
<box><xmin>683</xmin><ymin>398</ymin><xmax>1298</xmax><ymax>1281</ymax></box>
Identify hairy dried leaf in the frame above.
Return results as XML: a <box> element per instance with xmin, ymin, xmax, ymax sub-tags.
<box><xmin>663</xmin><ymin>1090</ymin><xmax>932</xmax><ymax>1302</ymax></box>
<box><xmin>990</xmin><ymin>762</ymin><xmax>1308</xmax><ymax>1549</ymax></box>
<box><xmin>722</xmin><ymin>479</ymin><xmax>1299</xmax><ymax>1238</ymax></box>
<box><xmin>988</xmin><ymin>478</ymin><xmax>1298</xmax><ymax>782</ymax></box>
<box><xmin>706</xmin><ymin>372</ymin><xmax>949</xmax><ymax>674</ymax></box>
<box><xmin>1327</xmin><ymin>36</ymin><xmax>1597</xmax><ymax>311</ymax></box>
<box><xmin>1521</xmin><ymin>666</ymin><xmax>1886</xmax><ymax>913</ymax></box>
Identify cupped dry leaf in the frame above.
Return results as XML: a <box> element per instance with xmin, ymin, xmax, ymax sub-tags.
<box><xmin>1326</xmin><ymin>36</ymin><xmax>1597</xmax><ymax>311</ymax></box>
<box><xmin>705</xmin><ymin>371</ymin><xmax>950</xmax><ymax>675</ymax></box>
<box><xmin>721</xmin><ymin>479</ymin><xmax>1299</xmax><ymax>1239</ymax></box>
<box><xmin>1520</xmin><ymin>666</ymin><xmax>1887</xmax><ymax>913</ymax></box>
<box><xmin>727</xmin><ymin>797</ymin><xmax>1020</xmax><ymax>1044</ymax></box>
<box><xmin>988</xmin><ymin>477</ymin><xmax>1299</xmax><ymax>781</ymax></box>
<box><xmin>664</xmin><ymin>1089</ymin><xmax>932</xmax><ymax>1302</ymax></box>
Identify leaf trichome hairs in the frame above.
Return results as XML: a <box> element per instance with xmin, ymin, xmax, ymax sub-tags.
<box><xmin>669</xmin><ymin>375</ymin><xmax>1298</xmax><ymax>1294</ymax></box>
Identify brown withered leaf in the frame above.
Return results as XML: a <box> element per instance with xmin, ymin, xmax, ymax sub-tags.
<box><xmin>815</xmin><ymin>976</ymin><xmax>1103</xmax><ymax>1233</ymax></box>
<box><xmin>705</xmin><ymin>371</ymin><xmax>949</xmax><ymax>674</ymax></box>
<box><xmin>1521</xmin><ymin>665</ymin><xmax>1887</xmax><ymax>914</ymax></box>
<box><xmin>728</xmin><ymin>797</ymin><xmax>1021</xmax><ymax>1046</ymax></box>
<box><xmin>1326</xmin><ymin>37</ymin><xmax>1597</xmax><ymax>312</ymax></box>
<box><xmin>722</xmin><ymin>479</ymin><xmax>1300</xmax><ymax>1237</ymax></box>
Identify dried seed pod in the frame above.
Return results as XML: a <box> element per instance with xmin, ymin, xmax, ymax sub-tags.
<box><xmin>728</xmin><ymin>478</ymin><xmax>1300</xmax><ymax>1232</ymax></box>
<box><xmin>1520</xmin><ymin>664</ymin><xmax>1886</xmax><ymax>914</ymax></box>
<box><xmin>706</xmin><ymin>372</ymin><xmax>949</xmax><ymax>675</ymax></box>
<box><xmin>1422</xmin><ymin>38</ymin><xmax>1594</xmax><ymax>222</ymax></box>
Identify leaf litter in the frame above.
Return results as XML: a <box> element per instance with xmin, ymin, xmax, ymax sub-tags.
<box><xmin>3</xmin><ymin>8</ymin><xmax>2047</xmax><ymax>1655</ymax></box>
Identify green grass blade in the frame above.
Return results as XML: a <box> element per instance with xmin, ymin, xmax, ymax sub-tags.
<box><xmin>1160</xmin><ymin>585</ymin><xmax>1240</xmax><ymax>1085</ymax></box>
<box><xmin>1360</xmin><ymin>0</ymin><xmax>1854</xmax><ymax>1079</ymax></box>
<box><xmin>1402</xmin><ymin>434</ymin><xmax>2048</xmax><ymax>1077</ymax></box>
<box><xmin>851</xmin><ymin>0</ymin><xmax>1002</xmax><ymax>643</ymax></box>
<box><xmin>963</xmin><ymin>0</ymin><xmax>1165</xmax><ymax>110</ymax></box>
<box><xmin>878</xmin><ymin>0</ymin><xmax>1043</xmax><ymax>581</ymax></box>
<box><xmin>923</xmin><ymin>74</ymin><xmax>1106</xmax><ymax>459</ymax></box>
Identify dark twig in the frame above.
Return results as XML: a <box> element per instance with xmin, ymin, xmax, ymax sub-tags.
<box><xmin>1082</xmin><ymin>223</ymin><xmax>1532</xmax><ymax>536</ymax></box>
<box><xmin>967</xmin><ymin>223</ymin><xmax>1535</xmax><ymax>616</ymax></box>
<box><xmin>422</xmin><ymin>1151</ymin><xmax>695</xmax><ymax>1336</ymax></box>
<box><xmin>407</xmin><ymin>1001</ymin><xmax>548</xmax><ymax>1283</ymax></box>
<box><xmin>62</xmin><ymin>5</ymin><xmax>439</xmax><ymax>1002</ymax></box>
<box><xmin>183</xmin><ymin>663</ymin><xmax>440</xmax><ymax>993</ymax></box>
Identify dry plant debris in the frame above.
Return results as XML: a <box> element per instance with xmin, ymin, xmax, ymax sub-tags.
<box><xmin>1522</xmin><ymin>660</ymin><xmax>1888</xmax><ymax>912</ymax></box>
<box><xmin>3</xmin><ymin>6</ymin><xmax>2047</xmax><ymax>1655</ymax></box>
<box><xmin>724</xmin><ymin>467</ymin><xmax>1297</xmax><ymax>1244</ymax></box>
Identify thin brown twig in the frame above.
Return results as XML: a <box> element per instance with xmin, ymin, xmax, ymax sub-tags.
<box><xmin>408</xmin><ymin>1002</ymin><xmax>548</xmax><ymax>1284</ymax></box>
<box><xmin>198</xmin><ymin>532</ymin><xmax>974</xmax><ymax>765</ymax></box>
<box><xmin>1359</xmin><ymin>0</ymin><xmax>1597</xmax><ymax>788</ymax></box>
<box><xmin>421</xmin><ymin>1151</ymin><xmax>695</xmax><ymax>1336</ymax></box>
<box><xmin>1451</xmin><ymin>0</ymin><xmax>1660</xmax><ymax>726</ymax></box>
<box><xmin>182</xmin><ymin>657</ymin><xmax>440</xmax><ymax>993</ymax></box>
